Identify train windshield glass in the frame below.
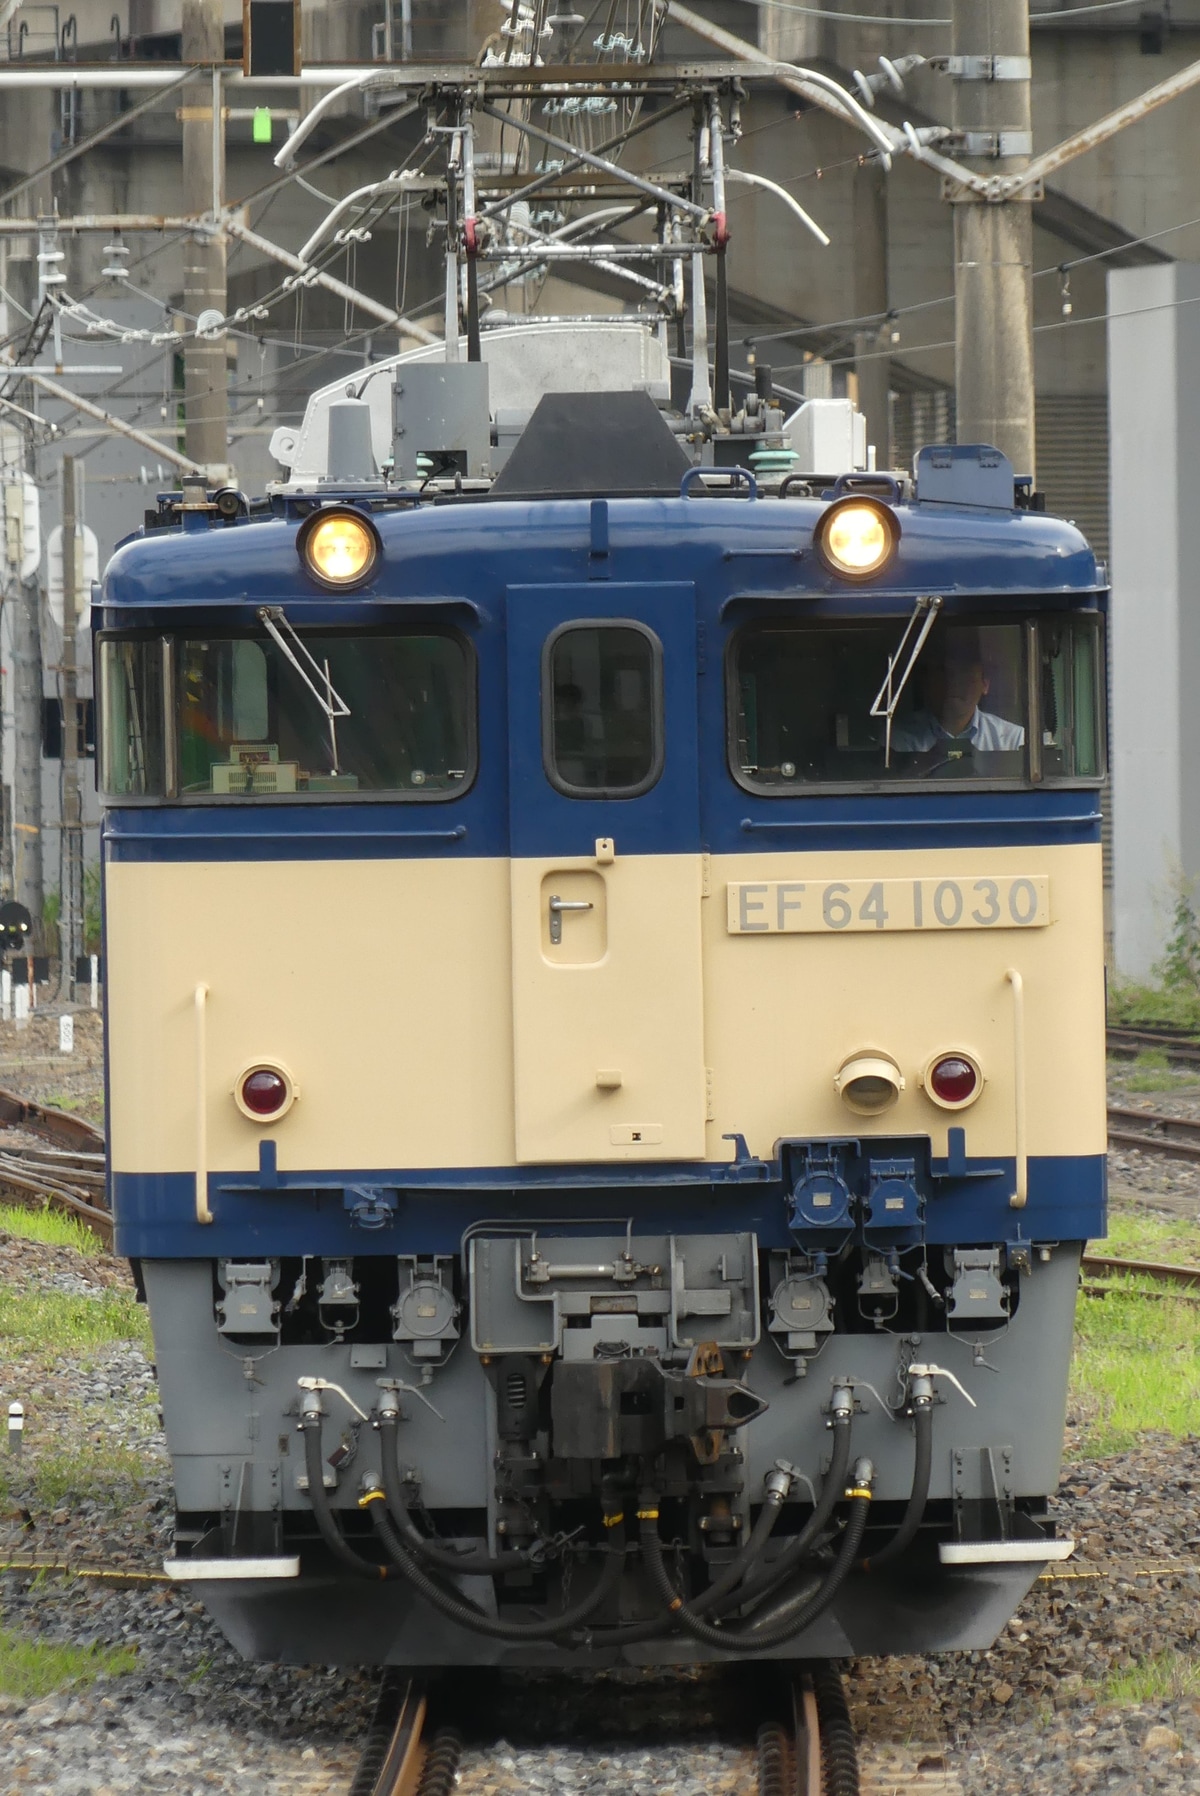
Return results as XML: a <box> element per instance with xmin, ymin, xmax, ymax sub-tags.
<box><xmin>732</xmin><ymin>614</ymin><xmax>1104</xmax><ymax>789</ymax></box>
<box><xmin>101</xmin><ymin>629</ymin><xmax>472</xmax><ymax>798</ymax></box>
<box><xmin>100</xmin><ymin>639</ymin><xmax>167</xmax><ymax>797</ymax></box>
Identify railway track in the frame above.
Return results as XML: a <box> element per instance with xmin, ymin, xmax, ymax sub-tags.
<box><xmin>344</xmin><ymin>1663</ymin><xmax>872</xmax><ymax>1796</ymax></box>
<box><xmin>1107</xmin><ymin>1024</ymin><xmax>1200</xmax><ymax>1066</ymax></box>
<box><xmin>1107</xmin><ymin>1102</ymin><xmax>1200</xmax><ymax>1161</ymax></box>
<box><xmin>0</xmin><ymin>1082</ymin><xmax>109</xmax><ymax>1241</ymax></box>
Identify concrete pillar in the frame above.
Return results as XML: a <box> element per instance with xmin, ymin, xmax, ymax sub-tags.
<box><xmin>1108</xmin><ymin>263</ymin><xmax>1200</xmax><ymax>977</ymax></box>
<box><xmin>852</xmin><ymin>158</ymin><xmax>889</xmax><ymax>468</ymax></box>
<box><xmin>951</xmin><ymin>0</ymin><xmax>1036</xmax><ymax>478</ymax></box>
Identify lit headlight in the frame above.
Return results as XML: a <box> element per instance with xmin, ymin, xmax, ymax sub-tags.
<box><xmin>814</xmin><ymin>497</ymin><xmax>899</xmax><ymax>581</ymax></box>
<box><xmin>297</xmin><ymin>507</ymin><xmax>380</xmax><ymax>589</ymax></box>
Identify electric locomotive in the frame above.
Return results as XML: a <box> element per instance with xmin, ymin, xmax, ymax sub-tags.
<box><xmin>99</xmin><ymin>325</ymin><xmax>1105</xmax><ymax>1668</ymax></box>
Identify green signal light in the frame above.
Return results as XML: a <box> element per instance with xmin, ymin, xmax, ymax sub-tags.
<box><xmin>252</xmin><ymin>108</ymin><xmax>273</xmax><ymax>145</ymax></box>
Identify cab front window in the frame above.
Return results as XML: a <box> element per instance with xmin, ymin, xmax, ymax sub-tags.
<box><xmin>730</xmin><ymin>613</ymin><xmax>1104</xmax><ymax>791</ymax></box>
<box><xmin>100</xmin><ymin>626</ymin><xmax>474</xmax><ymax>800</ymax></box>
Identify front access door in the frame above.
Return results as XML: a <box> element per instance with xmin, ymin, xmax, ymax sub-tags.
<box><xmin>507</xmin><ymin>582</ymin><xmax>706</xmax><ymax>1165</ymax></box>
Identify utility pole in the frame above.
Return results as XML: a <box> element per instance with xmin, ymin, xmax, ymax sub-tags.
<box><xmin>11</xmin><ymin>405</ymin><xmax>42</xmax><ymax>937</ymax></box>
<box><xmin>949</xmin><ymin>0</ymin><xmax>1036</xmax><ymax>477</ymax></box>
<box><xmin>852</xmin><ymin>157</ymin><xmax>889</xmax><ymax>469</ymax></box>
<box><xmin>59</xmin><ymin>455</ymin><xmax>82</xmax><ymax>1000</ymax></box>
<box><xmin>181</xmin><ymin>0</ymin><xmax>230</xmax><ymax>479</ymax></box>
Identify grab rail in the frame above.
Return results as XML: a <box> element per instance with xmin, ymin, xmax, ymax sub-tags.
<box><xmin>680</xmin><ymin>467</ymin><xmax>757</xmax><ymax>500</ymax></box>
<box><xmin>1005</xmin><ymin>968</ymin><xmax>1027</xmax><ymax>1209</ymax></box>
<box><xmin>195</xmin><ymin>982</ymin><xmax>212</xmax><ymax>1225</ymax></box>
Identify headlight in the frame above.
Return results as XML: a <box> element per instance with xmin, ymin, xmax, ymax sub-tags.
<box><xmin>297</xmin><ymin>507</ymin><xmax>380</xmax><ymax>588</ymax></box>
<box><xmin>814</xmin><ymin>496</ymin><xmax>899</xmax><ymax>581</ymax></box>
<box><xmin>835</xmin><ymin>1051</ymin><xmax>904</xmax><ymax>1114</ymax></box>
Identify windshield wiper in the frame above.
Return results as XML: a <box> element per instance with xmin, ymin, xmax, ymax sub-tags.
<box><xmin>257</xmin><ymin>605</ymin><xmax>351</xmax><ymax>774</ymax></box>
<box><xmin>869</xmin><ymin>594</ymin><xmax>943</xmax><ymax>768</ymax></box>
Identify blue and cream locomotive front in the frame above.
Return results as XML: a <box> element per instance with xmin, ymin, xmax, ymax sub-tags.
<box><xmin>97</xmin><ymin>430</ymin><xmax>1106</xmax><ymax>1666</ymax></box>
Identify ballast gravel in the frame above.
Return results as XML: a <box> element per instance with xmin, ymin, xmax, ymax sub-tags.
<box><xmin>0</xmin><ymin>1057</ymin><xmax>1198</xmax><ymax>1794</ymax></box>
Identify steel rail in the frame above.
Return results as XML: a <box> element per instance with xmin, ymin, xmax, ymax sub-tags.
<box><xmin>1108</xmin><ymin>1025</ymin><xmax>1200</xmax><ymax>1066</ymax></box>
<box><xmin>1082</xmin><ymin>1252</ymin><xmax>1200</xmax><ymax>1291</ymax></box>
<box><xmin>1107</xmin><ymin>1103</ymin><xmax>1200</xmax><ymax>1160</ymax></box>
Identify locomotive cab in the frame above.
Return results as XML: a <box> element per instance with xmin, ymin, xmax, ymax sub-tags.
<box><xmin>99</xmin><ymin>352</ymin><xmax>1105</xmax><ymax>1668</ymax></box>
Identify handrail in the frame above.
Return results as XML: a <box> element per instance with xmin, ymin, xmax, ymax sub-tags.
<box><xmin>108</xmin><ymin>824</ymin><xmax>469</xmax><ymax>843</ymax></box>
<box><xmin>195</xmin><ymin>982</ymin><xmax>212</xmax><ymax>1225</ymax></box>
<box><xmin>680</xmin><ymin>467</ymin><xmax>758</xmax><ymax>500</ymax></box>
<box><xmin>1005</xmin><ymin>968</ymin><xmax>1027</xmax><ymax>1209</ymax></box>
<box><xmin>740</xmin><ymin>811</ymin><xmax>1102</xmax><ymax>832</ymax></box>
<box><xmin>829</xmin><ymin>472</ymin><xmax>902</xmax><ymax>503</ymax></box>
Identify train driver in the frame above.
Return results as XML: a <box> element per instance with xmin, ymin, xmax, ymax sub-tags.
<box><xmin>892</xmin><ymin>628</ymin><xmax>1025</xmax><ymax>755</ymax></box>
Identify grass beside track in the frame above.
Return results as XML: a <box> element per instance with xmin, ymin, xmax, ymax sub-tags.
<box><xmin>1072</xmin><ymin>1210</ymin><xmax>1200</xmax><ymax>1454</ymax></box>
<box><xmin>0</xmin><ymin>1625</ymin><xmax>138</xmax><ymax>1700</ymax></box>
<box><xmin>0</xmin><ymin>1202</ymin><xmax>101</xmax><ymax>1255</ymax></box>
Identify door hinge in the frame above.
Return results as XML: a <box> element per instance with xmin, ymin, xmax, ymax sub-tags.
<box><xmin>700</xmin><ymin>852</ymin><xmax>711</xmax><ymax>898</ymax></box>
<box><xmin>705</xmin><ymin>1067</ymin><xmax>715</xmax><ymax>1122</ymax></box>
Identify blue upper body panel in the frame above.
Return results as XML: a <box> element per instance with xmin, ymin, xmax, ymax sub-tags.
<box><xmin>102</xmin><ymin>492</ymin><xmax>1103</xmax><ymax>618</ymax></box>
<box><xmin>99</xmin><ymin>494</ymin><xmax>1105</xmax><ymax>863</ymax></box>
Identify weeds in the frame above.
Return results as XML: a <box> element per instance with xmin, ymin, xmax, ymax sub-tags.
<box><xmin>0</xmin><ymin>1288</ymin><xmax>148</xmax><ymax>1354</ymax></box>
<box><xmin>1105</xmin><ymin>1208</ymin><xmax>1200</xmax><ymax>1266</ymax></box>
<box><xmin>1121</xmin><ymin>1048</ymin><xmax>1190</xmax><ymax>1093</ymax></box>
<box><xmin>0</xmin><ymin>1625</ymin><xmax>137</xmax><ymax>1700</ymax></box>
<box><xmin>3</xmin><ymin>1443</ymin><xmax>152</xmax><ymax>1509</ymax></box>
<box><xmin>0</xmin><ymin>1202</ymin><xmax>100</xmax><ymax>1255</ymax></box>
<box><xmin>1104</xmin><ymin>1651</ymin><xmax>1200</xmax><ymax>1706</ymax></box>
<box><xmin>1070</xmin><ymin>1282</ymin><xmax>1200</xmax><ymax>1453</ymax></box>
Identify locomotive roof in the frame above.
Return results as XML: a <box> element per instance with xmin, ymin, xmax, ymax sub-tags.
<box><xmin>103</xmin><ymin>485</ymin><xmax>1104</xmax><ymax>617</ymax></box>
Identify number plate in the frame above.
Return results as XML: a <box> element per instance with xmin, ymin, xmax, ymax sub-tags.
<box><xmin>726</xmin><ymin>876</ymin><xmax>1049</xmax><ymax>935</ymax></box>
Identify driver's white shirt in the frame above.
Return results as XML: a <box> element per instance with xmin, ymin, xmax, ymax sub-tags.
<box><xmin>891</xmin><ymin>706</ymin><xmax>1025</xmax><ymax>753</ymax></box>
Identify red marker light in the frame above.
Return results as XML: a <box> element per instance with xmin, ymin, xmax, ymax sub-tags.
<box><xmin>928</xmin><ymin>1056</ymin><xmax>979</xmax><ymax>1106</ymax></box>
<box><xmin>241</xmin><ymin>1068</ymin><xmax>288</xmax><ymax>1117</ymax></box>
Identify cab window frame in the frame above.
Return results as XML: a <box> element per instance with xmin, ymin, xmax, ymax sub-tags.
<box><xmin>541</xmin><ymin>617</ymin><xmax>665</xmax><ymax>800</ymax></box>
<box><xmin>724</xmin><ymin>606</ymin><xmax>1107</xmax><ymax>797</ymax></box>
<box><xmin>96</xmin><ymin>620</ymin><xmax>478</xmax><ymax>805</ymax></box>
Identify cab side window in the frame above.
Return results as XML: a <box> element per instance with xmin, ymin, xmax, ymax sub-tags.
<box><xmin>544</xmin><ymin>622</ymin><xmax>663</xmax><ymax>798</ymax></box>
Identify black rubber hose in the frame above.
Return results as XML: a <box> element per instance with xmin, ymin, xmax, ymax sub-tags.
<box><xmin>378</xmin><ymin>1414</ymin><xmax>537</xmax><ymax>1575</ymax></box>
<box><xmin>639</xmin><ymin>1484</ymin><xmax>870</xmax><ymax>1653</ymax></box>
<box><xmin>548</xmin><ymin>1427</ymin><xmax>856</xmax><ymax>1651</ymax></box>
<box><xmin>302</xmin><ymin>1420</ymin><xmax>403</xmax><ymax>1582</ymax></box>
<box><xmin>860</xmin><ymin>1399</ymin><xmax>933</xmax><ymax>1572</ymax></box>
<box><xmin>713</xmin><ymin>1409</ymin><xmax>854</xmax><ymax>1616</ymax></box>
<box><xmin>367</xmin><ymin>1494</ymin><xmax>628</xmax><ymax>1641</ymax></box>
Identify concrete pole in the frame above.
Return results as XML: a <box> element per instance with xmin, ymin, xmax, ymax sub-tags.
<box><xmin>950</xmin><ymin>0</ymin><xmax>1036</xmax><ymax>478</ymax></box>
<box><xmin>11</xmin><ymin>412</ymin><xmax>42</xmax><ymax>934</ymax></box>
<box><xmin>181</xmin><ymin>0</ymin><xmax>229</xmax><ymax>479</ymax></box>
<box><xmin>852</xmin><ymin>157</ymin><xmax>889</xmax><ymax>468</ymax></box>
<box><xmin>59</xmin><ymin>455</ymin><xmax>81</xmax><ymax>999</ymax></box>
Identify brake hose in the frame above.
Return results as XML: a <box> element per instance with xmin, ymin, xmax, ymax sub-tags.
<box><xmin>301</xmin><ymin>1417</ymin><xmax>402</xmax><ymax>1582</ymax></box>
<box><xmin>715</xmin><ymin>1403</ymin><xmax>854</xmax><ymax>1614</ymax></box>
<box><xmin>365</xmin><ymin>1492</ymin><xmax>629</xmax><ymax>1641</ymax></box>
<box><xmin>860</xmin><ymin>1393</ymin><xmax>933</xmax><ymax>1571</ymax></box>
<box><xmin>377</xmin><ymin>1412</ymin><xmax>539</xmax><ymax>1576</ymax></box>
<box><xmin>639</xmin><ymin>1461</ymin><xmax>873</xmax><ymax>1653</ymax></box>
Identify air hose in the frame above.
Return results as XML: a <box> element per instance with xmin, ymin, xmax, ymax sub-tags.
<box><xmin>860</xmin><ymin>1392</ymin><xmax>933</xmax><ymax>1572</ymax></box>
<box><xmin>301</xmin><ymin>1416</ymin><xmax>402</xmax><ymax>1582</ymax></box>
<box><xmin>638</xmin><ymin>1461</ymin><xmax>873</xmax><ymax>1653</ymax></box>
<box><xmin>377</xmin><ymin>1412</ymin><xmax>538</xmax><ymax>1576</ymax></box>
<box><xmin>365</xmin><ymin>1492</ymin><xmax>629</xmax><ymax>1641</ymax></box>
<box><xmin>715</xmin><ymin>1403</ymin><xmax>854</xmax><ymax>1613</ymax></box>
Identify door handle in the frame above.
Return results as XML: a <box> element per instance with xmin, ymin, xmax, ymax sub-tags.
<box><xmin>548</xmin><ymin>894</ymin><xmax>594</xmax><ymax>945</ymax></box>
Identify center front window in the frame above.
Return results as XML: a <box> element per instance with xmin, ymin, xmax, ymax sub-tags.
<box><xmin>731</xmin><ymin>613</ymin><xmax>1104</xmax><ymax>790</ymax></box>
